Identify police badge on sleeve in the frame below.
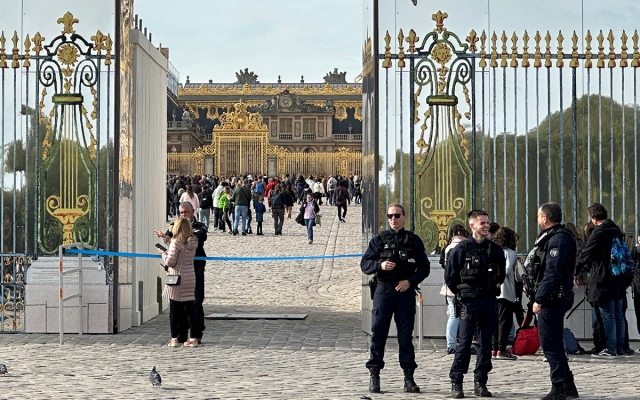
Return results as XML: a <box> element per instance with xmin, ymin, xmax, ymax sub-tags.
<box><xmin>549</xmin><ymin>248</ymin><xmax>559</xmax><ymax>257</ymax></box>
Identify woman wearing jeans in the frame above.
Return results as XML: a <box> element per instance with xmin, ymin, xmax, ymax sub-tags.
<box><xmin>442</xmin><ymin>224</ymin><xmax>468</xmax><ymax>354</ymax></box>
<box><xmin>302</xmin><ymin>193</ymin><xmax>319</xmax><ymax>244</ymax></box>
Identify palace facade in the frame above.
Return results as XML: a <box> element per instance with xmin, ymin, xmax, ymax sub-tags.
<box><xmin>166</xmin><ymin>69</ymin><xmax>363</xmax><ymax>177</ymax></box>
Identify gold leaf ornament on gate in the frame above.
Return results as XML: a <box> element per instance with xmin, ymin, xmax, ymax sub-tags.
<box><xmin>57</xmin><ymin>44</ymin><xmax>78</xmax><ymax>66</ymax></box>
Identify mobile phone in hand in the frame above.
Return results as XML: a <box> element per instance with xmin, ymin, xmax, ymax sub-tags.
<box><xmin>155</xmin><ymin>243</ymin><xmax>167</xmax><ymax>251</ymax></box>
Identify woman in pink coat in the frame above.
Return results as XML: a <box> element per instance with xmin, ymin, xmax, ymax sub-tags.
<box><xmin>157</xmin><ymin>217</ymin><xmax>199</xmax><ymax>347</ymax></box>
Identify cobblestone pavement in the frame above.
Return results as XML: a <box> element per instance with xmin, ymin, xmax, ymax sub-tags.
<box><xmin>2</xmin><ymin>204</ymin><xmax>640</xmax><ymax>399</ymax></box>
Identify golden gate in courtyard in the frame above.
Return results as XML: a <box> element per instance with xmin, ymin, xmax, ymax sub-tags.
<box><xmin>167</xmin><ymin>101</ymin><xmax>362</xmax><ymax>177</ymax></box>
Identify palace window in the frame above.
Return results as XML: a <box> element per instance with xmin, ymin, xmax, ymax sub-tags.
<box><xmin>280</xmin><ymin>118</ymin><xmax>292</xmax><ymax>133</ymax></box>
<box><xmin>302</xmin><ymin>118</ymin><xmax>316</xmax><ymax>134</ymax></box>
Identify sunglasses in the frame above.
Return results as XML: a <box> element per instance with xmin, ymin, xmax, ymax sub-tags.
<box><xmin>387</xmin><ymin>213</ymin><xmax>403</xmax><ymax>219</ymax></box>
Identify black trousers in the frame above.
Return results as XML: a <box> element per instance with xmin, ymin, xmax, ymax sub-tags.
<box><xmin>366</xmin><ymin>286</ymin><xmax>417</xmax><ymax>370</ymax></box>
<box><xmin>170</xmin><ymin>299</ymin><xmax>193</xmax><ymax>339</ymax></box>
<box><xmin>635</xmin><ymin>292</ymin><xmax>640</xmax><ymax>336</ymax></box>
<box><xmin>450</xmin><ymin>296</ymin><xmax>498</xmax><ymax>385</ymax></box>
<box><xmin>191</xmin><ymin>267</ymin><xmax>205</xmax><ymax>340</ymax></box>
<box><xmin>492</xmin><ymin>298</ymin><xmax>514</xmax><ymax>352</ymax></box>
<box><xmin>538</xmin><ymin>297</ymin><xmax>574</xmax><ymax>385</ymax></box>
<box><xmin>336</xmin><ymin>204</ymin><xmax>347</xmax><ymax>220</ymax></box>
<box><xmin>212</xmin><ymin>207</ymin><xmax>220</xmax><ymax>229</ymax></box>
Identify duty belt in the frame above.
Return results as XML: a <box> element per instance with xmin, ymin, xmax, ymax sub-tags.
<box><xmin>377</xmin><ymin>281</ymin><xmax>398</xmax><ymax>290</ymax></box>
<box><xmin>459</xmin><ymin>289</ymin><xmax>491</xmax><ymax>298</ymax></box>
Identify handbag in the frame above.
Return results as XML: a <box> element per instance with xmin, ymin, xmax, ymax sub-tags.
<box><xmin>166</xmin><ymin>275</ymin><xmax>181</xmax><ymax>286</ymax></box>
<box><xmin>314</xmin><ymin>213</ymin><xmax>322</xmax><ymax>226</ymax></box>
<box><xmin>295</xmin><ymin>212</ymin><xmax>305</xmax><ymax>226</ymax></box>
<box><xmin>511</xmin><ymin>318</ymin><xmax>540</xmax><ymax>356</ymax></box>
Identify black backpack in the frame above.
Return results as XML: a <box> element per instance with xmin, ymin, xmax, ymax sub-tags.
<box><xmin>199</xmin><ymin>191</ymin><xmax>212</xmax><ymax>209</ymax></box>
<box><xmin>335</xmin><ymin>188</ymin><xmax>345</xmax><ymax>202</ymax></box>
<box><xmin>271</xmin><ymin>193</ymin><xmax>284</xmax><ymax>208</ymax></box>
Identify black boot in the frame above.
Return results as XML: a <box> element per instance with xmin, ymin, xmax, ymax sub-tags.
<box><xmin>451</xmin><ymin>383</ymin><xmax>464</xmax><ymax>398</ymax></box>
<box><xmin>368</xmin><ymin>367</ymin><xmax>380</xmax><ymax>393</ymax></box>
<box><xmin>565</xmin><ymin>380</ymin><xmax>579</xmax><ymax>399</ymax></box>
<box><xmin>403</xmin><ymin>368</ymin><xmax>420</xmax><ymax>393</ymax></box>
<box><xmin>541</xmin><ymin>383</ymin><xmax>567</xmax><ymax>400</ymax></box>
<box><xmin>474</xmin><ymin>382</ymin><xmax>492</xmax><ymax>397</ymax></box>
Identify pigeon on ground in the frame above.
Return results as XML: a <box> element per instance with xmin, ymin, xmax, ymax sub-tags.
<box><xmin>149</xmin><ymin>366</ymin><xmax>161</xmax><ymax>387</ymax></box>
<box><xmin>0</xmin><ymin>364</ymin><xmax>7</xmax><ymax>375</ymax></box>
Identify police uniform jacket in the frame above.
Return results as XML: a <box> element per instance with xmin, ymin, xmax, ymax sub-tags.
<box><xmin>575</xmin><ymin>219</ymin><xmax>626</xmax><ymax>303</ymax></box>
<box><xmin>445</xmin><ymin>237</ymin><xmax>506</xmax><ymax>296</ymax></box>
<box><xmin>166</xmin><ymin>219</ymin><xmax>208</xmax><ymax>270</ymax></box>
<box><xmin>534</xmin><ymin>224</ymin><xmax>576</xmax><ymax>305</ymax></box>
<box><xmin>360</xmin><ymin>228</ymin><xmax>430</xmax><ymax>288</ymax></box>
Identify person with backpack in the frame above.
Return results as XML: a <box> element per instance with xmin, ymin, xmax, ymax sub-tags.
<box><xmin>197</xmin><ymin>185</ymin><xmax>213</xmax><ymax>229</ymax></box>
<box><xmin>255</xmin><ymin>196</ymin><xmax>266</xmax><ymax>235</ymax></box>
<box><xmin>530</xmin><ymin>202</ymin><xmax>579</xmax><ymax>400</ymax></box>
<box><xmin>312</xmin><ymin>179</ymin><xmax>325</xmax><ymax>206</ymax></box>
<box><xmin>575</xmin><ymin>202</ymin><xmax>629</xmax><ymax>358</ymax></box>
<box><xmin>327</xmin><ymin>175</ymin><xmax>337</xmax><ymax>206</ymax></box>
<box><xmin>270</xmin><ymin>184</ymin><xmax>285</xmax><ymax>235</ymax></box>
<box><xmin>334</xmin><ymin>180</ymin><xmax>349</xmax><ymax>223</ymax></box>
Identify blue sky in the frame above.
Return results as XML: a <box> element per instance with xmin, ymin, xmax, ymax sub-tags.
<box><xmin>134</xmin><ymin>0</ymin><xmax>363</xmax><ymax>84</ymax></box>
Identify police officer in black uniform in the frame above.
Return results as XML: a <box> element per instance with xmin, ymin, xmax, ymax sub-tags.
<box><xmin>156</xmin><ymin>201</ymin><xmax>208</xmax><ymax>344</ymax></box>
<box><xmin>529</xmin><ymin>202</ymin><xmax>579</xmax><ymax>400</ymax></box>
<box><xmin>361</xmin><ymin>203</ymin><xmax>430</xmax><ymax>393</ymax></box>
<box><xmin>446</xmin><ymin>209</ymin><xmax>505</xmax><ymax>398</ymax></box>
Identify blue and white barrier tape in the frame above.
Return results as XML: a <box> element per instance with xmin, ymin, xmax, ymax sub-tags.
<box><xmin>63</xmin><ymin>248</ymin><xmax>364</xmax><ymax>262</ymax></box>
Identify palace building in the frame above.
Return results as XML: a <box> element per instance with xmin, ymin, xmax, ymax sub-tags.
<box><xmin>166</xmin><ymin>68</ymin><xmax>363</xmax><ymax>177</ymax></box>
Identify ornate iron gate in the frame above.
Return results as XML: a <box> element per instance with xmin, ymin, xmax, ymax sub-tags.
<box><xmin>374</xmin><ymin>10</ymin><xmax>640</xmax><ymax>252</ymax></box>
<box><xmin>0</xmin><ymin>13</ymin><xmax>113</xmax><ymax>331</ymax></box>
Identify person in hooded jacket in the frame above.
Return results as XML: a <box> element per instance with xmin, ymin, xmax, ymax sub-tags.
<box><xmin>575</xmin><ymin>202</ymin><xmax>628</xmax><ymax>357</ymax></box>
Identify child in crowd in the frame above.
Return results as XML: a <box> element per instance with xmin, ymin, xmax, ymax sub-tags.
<box><xmin>247</xmin><ymin>208</ymin><xmax>253</xmax><ymax>234</ymax></box>
<box><xmin>255</xmin><ymin>196</ymin><xmax>266</xmax><ymax>235</ymax></box>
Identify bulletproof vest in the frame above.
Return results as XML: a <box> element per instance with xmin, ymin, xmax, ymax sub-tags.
<box><xmin>377</xmin><ymin>231</ymin><xmax>417</xmax><ymax>283</ymax></box>
<box><xmin>522</xmin><ymin>227</ymin><xmax>573</xmax><ymax>296</ymax></box>
<box><xmin>457</xmin><ymin>241</ymin><xmax>499</xmax><ymax>295</ymax></box>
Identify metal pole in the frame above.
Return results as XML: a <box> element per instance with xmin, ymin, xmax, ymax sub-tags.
<box><xmin>78</xmin><ymin>243</ymin><xmax>83</xmax><ymax>335</ymax></box>
<box><xmin>59</xmin><ymin>245</ymin><xmax>64</xmax><ymax>345</ymax></box>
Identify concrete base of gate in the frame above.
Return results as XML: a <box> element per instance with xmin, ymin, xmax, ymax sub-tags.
<box><xmin>25</xmin><ymin>257</ymin><xmax>112</xmax><ymax>333</ymax></box>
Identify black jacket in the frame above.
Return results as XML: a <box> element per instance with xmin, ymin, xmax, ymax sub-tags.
<box><xmin>361</xmin><ymin>228</ymin><xmax>430</xmax><ymax>288</ymax></box>
<box><xmin>534</xmin><ymin>224</ymin><xmax>577</xmax><ymax>305</ymax></box>
<box><xmin>166</xmin><ymin>218</ymin><xmax>208</xmax><ymax>270</ymax></box>
<box><xmin>575</xmin><ymin>219</ymin><xmax>626</xmax><ymax>303</ymax></box>
<box><xmin>445</xmin><ymin>237</ymin><xmax>506</xmax><ymax>296</ymax></box>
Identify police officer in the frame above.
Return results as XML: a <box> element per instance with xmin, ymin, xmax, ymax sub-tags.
<box><xmin>530</xmin><ymin>203</ymin><xmax>579</xmax><ymax>400</ymax></box>
<box><xmin>361</xmin><ymin>203</ymin><xmax>430</xmax><ymax>393</ymax></box>
<box><xmin>155</xmin><ymin>201</ymin><xmax>208</xmax><ymax>344</ymax></box>
<box><xmin>446</xmin><ymin>209</ymin><xmax>505</xmax><ymax>398</ymax></box>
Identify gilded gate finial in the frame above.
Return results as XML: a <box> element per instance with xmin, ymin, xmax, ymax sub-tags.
<box><xmin>406</xmin><ymin>29</ymin><xmax>419</xmax><ymax>54</ymax></box>
<box><xmin>466</xmin><ymin>30</ymin><xmax>478</xmax><ymax>53</ymax></box>
<box><xmin>397</xmin><ymin>29</ymin><xmax>406</xmax><ymax>68</ymax></box>
<box><xmin>382</xmin><ymin>31</ymin><xmax>392</xmax><ymax>68</ymax></box>
<box><xmin>0</xmin><ymin>32</ymin><xmax>7</xmax><ymax>69</ymax></box>
<box><xmin>570</xmin><ymin>31</ymin><xmax>579</xmax><ymax>68</ymax></box>
<box><xmin>57</xmin><ymin>12</ymin><xmax>79</xmax><ymax>35</ymax></box>
<box><xmin>620</xmin><ymin>31</ymin><xmax>628</xmax><ymax>68</ymax></box>
<box><xmin>11</xmin><ymin>31</ymin><xmax>19</xmax><ymax>69</ymax></box>
<box><xmin>500</xmin><ymin>31</ymin><xmax>508</xmax><ymax>67</ymax></box>
<box><xmin>522</xmin><ymin>31</ymin><xmax>530</xmax><ymax>67</ymax></box>
<box><xmin>544</xmin><ymin>31</ymin><xmax>552</xmax><ymax>68</ymax></box>
<box><xmin>432</xmin><ymin>11</ymin><xmax>448</xmax><ymax>34</ymax></box>
<box><xmin>105</xmin><ymin>34</ymin><xmax>113</xmax><ymax>65</ymax></box>
<box><xmin>533</xmin><ymin>31</ymin><xmax>542</xmax><ymax>68</ymax></box>
<box><xmin>32</xmin><ymin>32</ymin><xmax>44</xmax><ymax>55</ymax></box>
<box><xmin>91</xmin><ymin>30</ymin><xmax>105</xmax><ymax>55</ymax></box>
<box><xmin>632</xmin><ymin>30</ymin><xmax>639</xmax><ymax>68</ymax></box>
<box><xmin>596</xmin><ymin>30</ymin><xmax>605</xmax><ymax>68</ymax></box>
<box><xmin>479</xmin><ymin>31</ymin><xmax>487</xmax><ymax>68</ymax></box>
<box><xmin>585</xmin><ymin>30</ymin><xmax>593</xmax><ymax>68</ymax></box>
<box><xmin>23</xmin><ymin>34</ymin><xmax>31</xmax><ymax>68</ymax></box>
<box><xmin>490</xmin><ymin>32</ymin><xmax>498</xmax><ymax>68</ymax></box>
<box><xmin>607</xmin><ymin>30</ymin><xmax>616</xmax><ymax>68</ymax></box>
<box><xmin>556</xmin><ymin>31</ymin><xmax>564</xmax><ymax>68</ymax></box>
<box><xmin>510</xmin><ymin>32</ymin><xmax>518</xmax><ymax>67</ymax></box>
